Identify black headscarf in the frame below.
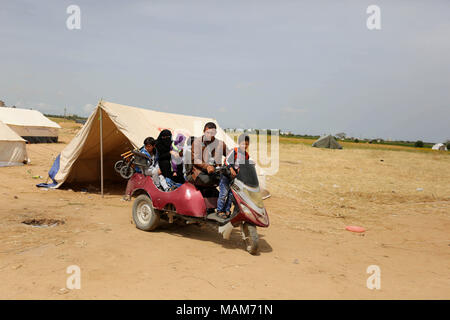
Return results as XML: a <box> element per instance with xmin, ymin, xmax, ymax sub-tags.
<box><xmin>156</xmin><ymin>129</ymin><xmax>172</xmax><ymax>160</ymax></box>
<box><xmin>156</xmin><ymin>129</ymin><xmax>173</xmax><ymax>177</ymax></box>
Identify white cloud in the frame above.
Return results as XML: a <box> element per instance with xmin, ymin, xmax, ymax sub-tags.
<box><xmin>281</xmin><ymin>107</ymin><xmax>307</xmax><ymax>114</ymax></box>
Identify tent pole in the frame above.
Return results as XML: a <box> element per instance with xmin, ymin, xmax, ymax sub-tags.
<box><xmin>99</xmin><ymin>107</ymin><xmax>104</xmax><ymax>198</ymax></box>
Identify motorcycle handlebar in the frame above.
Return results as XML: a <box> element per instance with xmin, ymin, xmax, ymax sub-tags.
<box><xmin>214</xmin><ymin>165</ymin><xmax>226</xmax><ymax>173</ymax></box>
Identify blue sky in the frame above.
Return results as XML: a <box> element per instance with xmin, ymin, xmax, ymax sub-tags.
<box><xmin>1</xmin><ymin>0</ymin><xmax>449</xmax><ymax>142</ymax></box>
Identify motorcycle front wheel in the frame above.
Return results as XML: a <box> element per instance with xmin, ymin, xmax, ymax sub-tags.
<box><xmin>241</xmin><ymin>222</ymin><xmax>259</xmax><ymax>255</ymax></box>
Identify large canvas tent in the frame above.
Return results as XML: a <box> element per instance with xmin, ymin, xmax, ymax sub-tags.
<box><xmin>312</xmin><ymin>134</ymin><xmax>343</xmax><ymax>149</ymax></box>
<box><xmin>0</xmin><ymin>107</ymin><xmax>61</xmax><ymax>143</ymax></box>
<box><xmin>0</xmin><ymin>120</ymin><xmax>29</xmax><ymax>167</ymax></box>
<box><xmin>44</xmin><ymin>100</ymin><xmax>269</xmax><ymax>193</ymax></box>
<box><xmin>432</xmin><ymin>143</ymin><xmax>448</xmax><ymax>151</ymax></box>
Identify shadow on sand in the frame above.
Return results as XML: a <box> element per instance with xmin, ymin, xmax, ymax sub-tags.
<box><xmin>153</xmin><ymin>221</ymin><xmax>273</xmax><ymax>255</ymax></box>
<box><xmin>59</xmin><ymin>181</ymin><xmax>128</xmax><ymax>196</ymax></box>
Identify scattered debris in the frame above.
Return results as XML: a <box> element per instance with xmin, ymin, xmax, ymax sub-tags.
<box><xmin>416</xmin><ymin>188</ymin><xmax>424</xmax><ymax>192</ymax></box>
<box><xmin>87</xmin><ymin>184</ymin><xmax>99</xmax><ymax>193</ymax></box>
<box><xmin>58</xmin><ymin>288</ymin><xmax>69</xmax><ymax>295</ymax></box>
<box><xmin>345</xmin><ymin>225</ymin><xmax>365</xmax><ymax>233</ymax></box>
<box><xmin>75</xmin><ymin>240</ymin><xmax>87</xmax><ymax>248</ymax></box>
<box><xmin>22</xmin><ymin>218</ymin><xmax>65</xmax><ymax>228</ymax></box>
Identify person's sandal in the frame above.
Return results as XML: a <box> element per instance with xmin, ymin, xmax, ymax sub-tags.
<box><xmin>217</xmin><ymin>212</ymin><xmax>228</xmax><ymax>219</ymax></box>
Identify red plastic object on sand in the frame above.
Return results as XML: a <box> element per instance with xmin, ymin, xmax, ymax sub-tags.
<box><xmin>346</xmin><ymin>225</ymin><xmax>366</xmax><ymax>233</ymax></box>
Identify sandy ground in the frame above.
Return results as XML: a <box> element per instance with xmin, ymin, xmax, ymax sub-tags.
<box><xmin>0</xmin><ymin>122</ymin><xmax>449</xmax><ymax>299</ymax></box>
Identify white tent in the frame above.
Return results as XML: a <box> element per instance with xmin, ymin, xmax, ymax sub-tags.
<box><xmin>48</xmin><ymin>101</ymin><xmax>242</xmax><ymax>190</ymax></box>
<box><xmin>0</xmin><ymin>120</ymin><xmax>29</xmax><ymax>167</ymax></box>
<box><xmin>432</xmin><ymin>143</ymin><xmax>448</xmax><ymax>151</ymax></box>
<box><xmin>0</xmin><ymin>107</ymin><xmax>61</xmax><ymax>143</ymax></box>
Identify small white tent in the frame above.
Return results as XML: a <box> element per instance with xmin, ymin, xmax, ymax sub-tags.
<box><xmin>0</xmin><ymin>107</ymin><xmax>61</xmax><ymax>143</ymax></box>
<box><xmin>0</xmin><ymin>120</ymin><xmax>29</xmax><ymax>167</ymax></box>
<box><xmin>432</xmin><ymin>143</ymin><xmax>448</xmax><ymax>151</ymax></box>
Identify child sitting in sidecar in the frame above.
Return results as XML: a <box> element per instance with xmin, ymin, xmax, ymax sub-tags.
<box><xmin>136</xmin><ymin>137</ymin><xmax>169</xmax><ymax>191</ymax></box>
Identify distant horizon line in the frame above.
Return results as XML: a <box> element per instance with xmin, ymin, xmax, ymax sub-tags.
<box><xmin>1</xmin><ymin>105</ymin><xmax>446</xmax><ymax>144</ymax></box>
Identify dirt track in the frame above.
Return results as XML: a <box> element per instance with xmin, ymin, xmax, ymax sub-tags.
<box><xmin>0</xmin><ymin>122</ymin><xmax>449</xmax><ymax>299</ymax></box>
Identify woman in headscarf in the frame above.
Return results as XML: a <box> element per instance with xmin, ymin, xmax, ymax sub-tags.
<box><xmin>155</xmin><ymin>129</ymin><xmax>173</xmax><ymax>179</ymax></box>
<box><xmin>169</xmin><ymin>133</ymin><xmax>187</xmax><ymax>184</ymax></box>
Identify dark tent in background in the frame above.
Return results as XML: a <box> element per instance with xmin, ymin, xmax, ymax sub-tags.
<box><xmin>312</xmin><ymin>135</ymin><xmax>343</xmax><ymax>149</ymax></box>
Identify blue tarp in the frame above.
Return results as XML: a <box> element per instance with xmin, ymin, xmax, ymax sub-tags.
<box><xmin>36</xmin><ymin>154</ymin><xmax>60</xmax><ymax>188</ymax></box>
